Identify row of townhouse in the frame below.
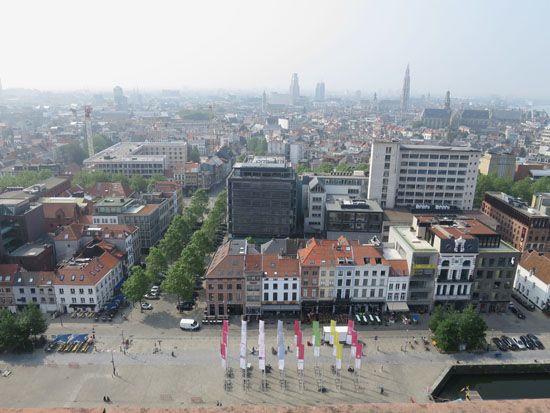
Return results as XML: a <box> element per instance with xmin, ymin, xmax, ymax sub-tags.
<box><xmin>205</xmin><ymin>237</ymin><xmax>411</xmax><ymax>317</ymax></box>
<box><xmin>205</xmin><ymin>215</ymin><xmax>522</xmax><ymax>317</ymax></box>
<box><xmin>0</xmin><ymin>248</ymin><xmax>124</xmax><ymax>314</ymax></box>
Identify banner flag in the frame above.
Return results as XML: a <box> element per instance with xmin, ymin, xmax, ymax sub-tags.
<box><xmin>296</xmin><ymin>329</ymin><xmax>303</xmax><ymax>347</ymax></box>
<box><xmin>239</xmin><ymin>320</ymin><xmax>247</xmax><ymax>370</ymax></box>
<box><xmin>355</xmin><ymin>343</ymin><xmax>363</xmax><ymax>370</ymax></box>
<box><xmin>277</xmin><ymin>320</ymin><xmax>285</xmax><ymax>370</ymax></box>
<box><xmin>336</xmin><ymin>358</ymin><xmax>342</xmax><ymax>370</ymax></box>
<box><xmin>294</xmin><ymin>320</ymin><xmax>299</xmax><ymax>345</ymax></box>
<box><xmin>336</xmin><ymin>342</ymin><xmax>343</xmax><ymax>360</ymax></box>
<box><xmin>259</xmin><ymin>320</ymin><xmax>265</xmax><ymax>371</ymax></box>
<box><xmin>346</xmin><ymin>320</ymin><xmax>354</xmax><ymax>345</ymax></box>
<box><xmin>298</xmin><ymin>343</ymin><xmax>305</xmax><ymax>360</ymax></box>
<box><xmin>314</xmin><ymin>346</ymin><xmax>320</xmax><ymax>357</ymax></box>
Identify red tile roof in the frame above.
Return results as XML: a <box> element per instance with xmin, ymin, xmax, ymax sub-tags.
<box><xmin>262</xmin><ymin>255</ymin><xmax>300</xmax><ymax>277</ymax></box>
<box><xmin>55</xmin><ymin>252</ymin><xmax>121</xmax><ymax>286</ymax></box>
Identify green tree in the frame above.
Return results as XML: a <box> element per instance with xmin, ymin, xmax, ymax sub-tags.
<box><xmin>0</xmin><ymin>170</ymin><xmax>53</xmax><ymax>189</ymax></box>
<box><xmin>145</xmin><ymin>246</ymin><xmax>168</xmax><ymax>283</ymax></box>
<box><xmin>162</xmin><ymin>260</ymin><xmax>195</xmax><ymax>303</ymax></box>
<box><xmin>56</xmin><ymin>142</ymin><xmax>88</xmax><ymax>165</ymax></box>
<box><xmin>434</xmin><ymin>314</ymin><xmax>461</xmax><ymax>352</ymax></box>
<box><xmin>130</xmin><ymin>174</ymin><xmax>148</xmax><ymax>193</ymax></box>
<box><xmin>458</xmin><ymin>305</ymin><xmax>487</xmax><ymax>350</ymax></box>
<box><xmin>295</xmin><ymin>164</ymin><xmax>312</xmax><ymax>174</ymax></box>
<box><xmin>0</xmin><ymin>310</ymin><xmax>23</xmax><ymax>352</ymax></box>
<box><xmin>122</xmin><ymin>266</ymin><xmax>151</xmax><ymax>312</ymax></box>
<box><xmin>510</xmin><ymin>178</ymin><xmax>533</xmax><ymax>202</ymax></box>
<box><xmin>334</xmin><ymin>164</ymin><xmax>354</xmax><ymax>172</ymax></box>
<box><xmin>91</xmin><ymin>135</ymin><xmax>113</xmax><ymax>153</ymax></box>
<box><xmin>188</xmin><ymin>145</ymin><xmax>201</xmax><ymax>162</ymax></box>
<box><xmin>315</xmin><ymin>163</ymin><xmax>334</xmax><ymax>173</ymax></box>
<box><xmin>19</xmin><ymin>305</ymin><xmax>47</xmax><ymax>339</ymax></box>
<box><xmin>180</xmin><ymin>242</ymin><xmax>206</xmax><ymax>278</ymax></box>
<box><xmin>428</xmin><ymin>305</ymin><xmax>446</xmax><ymax>332</ymax></box>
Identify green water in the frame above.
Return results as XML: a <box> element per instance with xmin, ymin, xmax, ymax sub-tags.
<box><xmin>437</xmin><ymin>373</ymin><xmax>550</xmax><ymax>400</ymax></box>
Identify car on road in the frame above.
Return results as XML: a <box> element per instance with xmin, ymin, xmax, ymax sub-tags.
<box><xmin>141</xmin><ymin>303</ymin><xmax>153</xmax><ymax>310</ymax></box>
<box><xmin>527</xmin><ymin>334</ymin><xmax>545</xmax><ymax>350</ymax></box>
<box><xmin>151</xmin><ymin>285</ymin><xmax>161</xmax><ymax>293</ymax></box>
<box><xmin>512</xmin><ymin>293</ymin><xmax>536</xmax><ymax>311</ymax></box>
<box><xmin>492</xmin><ymin>337</ymin><xmax>508</xmax><ymax>351</ymax></box>
<box><xmin>180</xmin><ymin>318</ymin><xmax>201</xmax><ymax>331</ymax></box>
<box><xmin>144</xmin><ymin>293</ymin><xmax>160</xmax><ymax>300</ymax></box>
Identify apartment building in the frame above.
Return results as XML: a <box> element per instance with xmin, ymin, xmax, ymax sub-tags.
<box><xmin>261</xmin><ymin>255</ymin><xmax>301</xmax><ymax>314</ymax></box>
<box><xmin>83</xmin><ymin>141</ymin><xmax>187</xmax><ymax>177</ymax></box>
<box><xmin>54</xmin><ymin>223</ymin><xmax>140</xmax><ymax>269</ymax></box>
<box><xmin>205</xmin><ymin>239</ymin><xmax>258</xmax><ymax>317</ymax></box>
<box><xmin>227</xmin><ymin>156</ymin><xmax>297</xmax><ymax>239</ymax></box>
<box><xmin>0</xmin><ymin>198</ymin><xmax>46</xmax><ymax>255</ymax></box>
<box><xmin>300</xmin><ymin>171</ymin><xmax>368</xmax><ymax>235</ymax></box>
<box><xmin>93</xmin><ymin>196</ymin><xmax>173</xmax><ymax>253</ymax></box>
<box><xmin>0</xmin><ymin>264</ymin><xmax>18</xmax><ymax>312</ymax></box>
<box><xmin>388</xmin><ymin>226</ymin><xmax>439</xmax><ymax>312</ymax></box>
<box><xmin>478</xmin><ymin>151</ymin><xmax>516</xmax><ymax>179</ymax></box>
<box><xmin>514</xmin><ymin>251</ymin><xmax>550</xmax><ymax>310</ymax></box>
<box><xmin>416</xmin><ymin>217</ymin><xmax>479</xmax><ymax>309</ymax></box>
<box><xmin>481</xmin><ymin>192</ymin><xmax>550</xmax><ymax>252</ymax></box>
<box><xmin>53</xmin><ymin>251</ymin><xmax>123</xmax><ymax>314</ymax></box>
<box><xmin>368</xmin><ymin>141</ymin><xmax>481</xmax><ymax>210</ymax></box>
<box><xmin>12</xmin><ymin>270</ymin><xmax>57</xmax><ymax>312</ymax></box>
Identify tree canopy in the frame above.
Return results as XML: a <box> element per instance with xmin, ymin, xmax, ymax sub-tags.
<box><xmin>0</xmin><ymin>306</ymin><xmax>47</xmax><ymax>353</ymax></box>
<box><xmin>122</xmin><ymin>266</ymin><xmax>151</xmax><ymax>312</ymax></box>
<box><xmin>474</xmin><ymin>174</ymin><xmax>550</xmax><ymax>207</ymax></box>
<box><xmin>431</xmin><ymin>305</ymin><xmax>487</xmax><ymax>352</ymax></box>
<box><xmin>0</xmin><ymin>170</ymin><xmax>53</xmax><ymax>189</ymax></box>
<box><xmin>246</xmin><ymin>136</ymin><xmax>267</xmax><ymax>155</ymax></box>
<box><xmin>188</xmin><ymin>145</ymin><xmax>201</xmax><ymax>163</ymax></box>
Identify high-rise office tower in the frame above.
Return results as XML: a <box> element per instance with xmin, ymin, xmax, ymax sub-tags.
<box><xmin>290</xmin><ymin>73</ymin><xmax>300</xmax><ymax>103</ymax></box>
<box><xmin>315</xmin><ymin>82</ymin><xmax>325</xmax><ymax>101</ymax></box>
<box><xmin>444</xmin><ymin>90</ymin><xmax>451</xmax><ymax>110</ymax></box>
<box><xmin>400</xmin><ymin>64</ymin><xmax>410</xmax><ymax>112</ymax></box>
<box><xmin>113</xmin><ymin>85</ymin><xmax>128</xmax><ymax>110</ymax></box>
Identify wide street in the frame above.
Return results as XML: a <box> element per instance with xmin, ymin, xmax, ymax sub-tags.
<box><xmin>1</xmin><ymin>294</ymin><xmax>549</xmax><ymax>409</ymax></box>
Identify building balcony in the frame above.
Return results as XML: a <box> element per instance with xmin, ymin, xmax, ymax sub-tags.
<box><xmin>412</xmin><ymin>263</ymin><xmax>436</xmax><ymax>271</ymax></box>
<box><xmin>434</xmin><ymin>294</ymin><xmax>471</xmax><ymax>301</ymax></box>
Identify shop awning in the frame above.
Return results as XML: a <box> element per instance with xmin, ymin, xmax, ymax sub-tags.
<box><xmin>386</xmin><ymin>302</ymin><xmax>410</xmax><ymax>312</ymax></box>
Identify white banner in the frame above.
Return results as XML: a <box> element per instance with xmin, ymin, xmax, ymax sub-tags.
<box><xmin>354</xmin><ymin>358</ymin><xmax>361</xmax><ymax>370</ymax></box>
<box><xmin>221</xmin><ymin>358</ymin><xmax>226</xmax><ymax>369</ymax></box>
<box><xmin>240</xmin><ymin>320</ymin><xmax>247</xmax><ymax>370</ymax></box>
<box><xmin>259</xmin><ymin>320</ymin><xmax>265</xmax><ymax>371</ymax></box>
<box><xmin>350</xmin><ymin>345</ymin><xmax>356</xmax><ymax>358</ymax></box>
<box><xmin>335</xmin><ymin>359</ymin><xmax>342</xmax><ymax>370</ymax></box>
<box><xmin>297</xmin><ymin>360</ymin><xmax>304</xmax><ymax>370</ymax></box>
<box><xmin>346</xmin><ymin>334</ymin><xmax>352</xmax><ymax>345</ymax></box>
<box><xmin>278</xmin><ymin>359</ymin><xmax>285</xmax><ymax>371</ymax></box>
<box><xmin>314</xmin><ymin>346</ymin><xmax>320</xmax><ymax>357</ymax></box>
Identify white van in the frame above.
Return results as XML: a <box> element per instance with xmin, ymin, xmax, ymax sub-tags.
<box><xmin>179</xmin><ymin>318</ymin><xmax>201</xmax><ymax>331</ymax></box>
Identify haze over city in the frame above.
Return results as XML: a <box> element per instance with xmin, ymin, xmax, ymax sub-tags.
<box><xmin>2</xmin><ymin>0</ymin><xmax>550</xmax><ymax>99</ymax></box>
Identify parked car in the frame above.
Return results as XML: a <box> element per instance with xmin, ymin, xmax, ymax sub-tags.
<box><xmin>177</xmin><ymin>301</ymin><xmax>195</xmax><ymax>312</ymax></box>
<box><xmin>141</xmin><ymin>303</ymin><xmax>153</xmax><ymax>310</ymax></box>
<box><xmin>527</xmin><ymin>333</ymin><xmax>545</xmax><ymax>350</ymax></box>
<box><xmin>501</xmin><ymin>335</ymin><xmax>519</xmax><ymax>351</ymax></box>
<box><xmin>492</xmin><ymin>337</ymin><xmax>508</xmax><ymax>352</ymax></box>
<box><xmin>144</xmin><ymin>293</ymin><xmax>160</xmax><ymax>300</ymax></box>
<box><xmin>179</xmin><ymin>318</ymin><xmax>201</xmax><ymax>331</ymax></box>
<box><xmin>512</xmin><ymin>337</ymin><xmax>526</xmax><ymax>350</ymax></box>
<box><xmin>520</xmin><ymin>335</ymin><xmax>535</xmax><ymax>350</ymax></box>
<box><xmin>516</xmin><ymin>310</ymin><xmax>526</xmax><ymax>319</ymax></box>
<box><xmin>512</xmin><ymin>293</ymin><xmax>536</xmax><ymax>311</ymax></box>
<box><xmin>151</xmin><ymin>285</ymin><xmax>161</xmax><ymax>293</ymax></box>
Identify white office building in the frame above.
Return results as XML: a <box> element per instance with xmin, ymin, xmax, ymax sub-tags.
<box><xmin>368</xmin><ymin>141</ymin><xmax>481</xmax><ymax>210</ymax></box>
<box><xmin>514</xmin><ymin>251</ymin><xmax>550</xmax><ymax>310</ymax></box>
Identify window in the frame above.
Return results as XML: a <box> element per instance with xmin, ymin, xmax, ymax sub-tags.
<box><xmin>236</xmin><ymin>284</ymin><xmax>242</xmax><ymax>290</ymax></box>
<box><xmin>401</xmin><ymin>293</ymin><xmax>406</xmax><ymax>300</ymax></box>
<box><xmin>59</xmin><ymin>288</ymin><xmax>64</xmax><ymax>294</ymax></box>
<box><xmin>218</xmin><ymin>293</ymin><xmax>223</xmax><ymax>301</ymax></box>
<box><xmin>70</xmin><ymin>288</ymin><xmax>75</xmax><ymax>294</ymax></box>
<box><xmin>88</xmin><ymin>288</ymin><xmax>93</xmax><ymax>294</ymax></box>
<box><xmin>264</xmin><ymin>293</ymin><xmax>269</xmax><ymax>301</ymax></box>
<box><xmin>71</xmin><ymin>298</ymin><xmax>77</xmax><ymax>304</ymax></box>
<box><xmin>379</xmin><ymin>289</ymin><xmax>384</xmax><ymax>297</ymax></box>
<box><xmin>227</xmin><ymin>284</ymin><xmax>232</xmax><ymax>290</ymax></box>
<box><xmin>273</xmin><ymin>292</ymin><xmax>278</xmax><ymax>301</ymax></box>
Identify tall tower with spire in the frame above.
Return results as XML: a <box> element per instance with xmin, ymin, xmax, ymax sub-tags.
<box><xmin>400</xmin><ymin>64</ymin><xmax>410</xmax><ymax>112</ymax></box>
<box><xmin>290</xmin><ymin>73</ymin><xmax>300</xmax><ymax>104</ymax></box>
<box><xmin>444</xmin><ymin>90</ymin><xmax>451</xmax><ymax>110</ymax></box>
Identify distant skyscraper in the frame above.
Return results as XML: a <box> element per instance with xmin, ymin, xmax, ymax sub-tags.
<box><xmin>444</xmin><ymin>90</ymin><xmax>451</xmax><ymax>110</ymax></box>
<box><xmin>113</xmin><ymin>85</ymin><xmax>128</xmax><ymax>110</ymax></box>
<box><xmin>315</xmin><ymin>82</ymin><xmax>325</xmax><ymax>101</ymax></box>
<box><xmin>261</xmin><ymin>90</ymin><xmax>267</xmax><ymax>112</ymax></box>
<box><xmin>290</xmin><ymin>73</ymin><xmax>300</xmax><ymax>103</ymax></box>
<box><xmin>400</xmin><ymin>64</ymin><xmax>410</xmax><ymax>112</ymax></box>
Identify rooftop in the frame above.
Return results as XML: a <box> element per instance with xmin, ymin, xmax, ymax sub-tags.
<box><xmin>391</xmin><ymin>226</ymin><xmax>438</xmax><ymax>252</ymax></box>
<box><xmin>485</xmin><ymin>192</ymin><xmax>548</xmax><ymax>218</ymax></box>
<box><xmin>326</xmin><ymin>197</ymin><xmax>383</xmax><ymax>212</ymax></box>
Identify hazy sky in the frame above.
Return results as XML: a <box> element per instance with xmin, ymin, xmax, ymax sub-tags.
<box><xmin>2</xmin><ymin>0</ymin><xmax>549</xmax><ymax>98</ymax></box>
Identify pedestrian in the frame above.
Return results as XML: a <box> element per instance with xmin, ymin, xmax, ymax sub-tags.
<box><xmin>380</xmin><ymin>385</ymin><xmax>384</xmax><ymax>394</ymax></box>
<box><xmin>171</xmin><ymin>351</ymin><xmax>175</xmax><ymax>357</ymax></box>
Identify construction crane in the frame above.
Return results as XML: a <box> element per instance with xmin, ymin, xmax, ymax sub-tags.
<box><xmin>85</xmin><ymin>105</ymin><xmax>94</xmax><ymax>156</ymax></box>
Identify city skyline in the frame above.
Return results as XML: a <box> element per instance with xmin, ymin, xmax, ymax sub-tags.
<box><xmin>1</xmin><ymin>0</ymin><xmax>550</xmax><ymax>99</ymax></box>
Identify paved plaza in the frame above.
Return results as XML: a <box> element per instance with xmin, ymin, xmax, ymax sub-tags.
<box><xmin>1</xmin><ymin>295</ymin><xmax>549</xmax><ymax>409</ymax></box>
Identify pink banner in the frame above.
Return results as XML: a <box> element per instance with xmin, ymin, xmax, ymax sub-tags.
<box><xmin>347</xmin><ymin>319</ymin><xmax>354</xmax><ymax>334</ymax></box>
<box><xmin>298</xmin><ymin>344</ymin><xmax>304</xmax><ymax>360</ymax></box>
<box><xmin>296</xmin><ymin>330</ymin><xmax>303</xmax><ymax>347</ymax></box>
<box><xmin>294</xmin><ymin>320</ymin><xmax>300</xmax><ymax>335</ymax></box>
<box><xmin>221</xmin><ymin>342</ymin><xmax>226</xmax><ymax>359</ymax></box>
<box><xmin>355</xmin><ymin>343</ymin><xmax>363</xmax><ymax>359</ymax></box>
<box><xmin>351</xmin><ymin>330</ymin><xmax>358</xmax><ymax>346</ymax></box>
<box><xmin>223</xmin><ymin>319</ymin><xmax>229</xmax><ymax>333</ymax></box>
